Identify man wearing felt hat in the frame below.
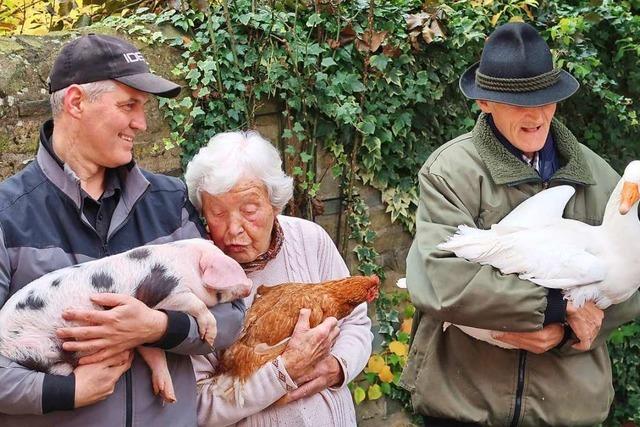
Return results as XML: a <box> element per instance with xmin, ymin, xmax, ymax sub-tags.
<box><xmin>400</xmin><ymin>22</ymin><xmax>640</xmax><ymax>426</ymax></box>
<box><xmin>0</xmin><ymin>34</ymin><xmax>244</xmax><ymax>426</ymax></box>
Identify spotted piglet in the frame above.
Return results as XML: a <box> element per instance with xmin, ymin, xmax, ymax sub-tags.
<box><xmin>0</xmin><ymin>238</ymin><xmax>252</xmax><ymax>403</ymax></box>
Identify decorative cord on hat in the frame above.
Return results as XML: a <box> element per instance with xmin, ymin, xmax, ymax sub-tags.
<box><xmin>475</xmin><ymin>68</ymin><xmax>561</xmax><ymax>92</ymax></box>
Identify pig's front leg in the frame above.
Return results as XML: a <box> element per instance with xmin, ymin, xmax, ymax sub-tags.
<box><xmin>154</xmin><ymin>291</ymin><xmax>217</xmax><ymax>346</ymax></box>
<box><xmin>137</xmin><ymin>347</ymin><xmax>176</xmax><ymax>403</ymax></box>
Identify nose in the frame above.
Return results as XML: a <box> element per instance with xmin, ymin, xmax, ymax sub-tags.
<box><xmin>228</xmin><ymin>214</ymin><xmax>245</xmax><ymax>237</ymax></box>
<box><xmin>131</xmin><ymin>110</ymin><xmax>147</xmax><ymax>132</ymax></box>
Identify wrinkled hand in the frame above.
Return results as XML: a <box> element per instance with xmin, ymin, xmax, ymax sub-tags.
<box><xmin>493</xmin><ymin>323</ymin><xmax>564</xmax><ymax>354</ymax></box>
<box><xmin>566</xmin><ymin>301</ymin><xmax>604</xmax><ymax>351</ymax></box>
<box><xmin>57</xmin><ymin>293</ymin><xmax>168</xmax><ymax>364</ymax></box>
<box><xmin>74</xmin><ymin>350</ymin><xmax>133</xmax><ymax>408</ymax></box>
<box><xmin>277</xmin><ymin>355</ymin><xmax>344</xmax><ymax>406</ymax></box>
<box><xmin>281</xmin><ymin>308</ymin><xmax>340</xmax><ymax>384</ymax></box>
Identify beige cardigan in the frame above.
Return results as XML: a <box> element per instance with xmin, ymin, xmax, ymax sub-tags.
<box><xmin>194</xmin><ymin>215</ymin><xmax>373</xmax><ymax>427</ymax></box>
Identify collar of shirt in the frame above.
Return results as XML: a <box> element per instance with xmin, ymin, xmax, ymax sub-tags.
<box><xmin>486</xmin><ymin>114</ymin><xmax>560</xmax><ymax>182</ymax></box>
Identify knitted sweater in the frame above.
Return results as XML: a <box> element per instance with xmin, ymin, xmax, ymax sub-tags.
<box><xmin>194</xmin><ymin>215</ymin><xmax>372</xmax><ymax>427</ymax></box>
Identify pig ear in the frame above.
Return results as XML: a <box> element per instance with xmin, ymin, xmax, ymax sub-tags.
<box><xmin>200</xmin><ymin>247</ymin><xmax>250</xmax><ymax>290</ymax></box>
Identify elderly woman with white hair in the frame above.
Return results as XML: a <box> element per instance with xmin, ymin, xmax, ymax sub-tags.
<box><xmin>185</xmin><ymin>131</ymin><xmax>373</xmax><ymax>427</ymax></box>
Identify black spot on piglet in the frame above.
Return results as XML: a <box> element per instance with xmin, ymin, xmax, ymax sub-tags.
<box><xmin>91</xmin><ymin>272</ymin><xmax>114</xmax><ymax>291</ymax></box>
<box><xmin>135</xmin><ymin>264</ymin><xmax>179</xmax><ymax>308</ymax></box>
<box><xmin>128</xmin><ymin>248</ymin><xmax>151</xmax><ymax>260</ymax></box>
<box><xmin>17</xmin><ymin>356</ymin><xmax>50</xmax><ymax>373</ymax></box>
<box><xmin>51</xmin><ymin>278</ymin><xmax>61</xmax><ymax>288</ymax></box>
<box><xmin>15</xmin><ymin>291</ymin><xmax>46</xmax><ymax>310</ymax></box>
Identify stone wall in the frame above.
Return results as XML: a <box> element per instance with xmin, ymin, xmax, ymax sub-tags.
<box><xmin>0</xmin><ymin>29</ymin><xmax>415</xmax><ymax>426</ymax></box>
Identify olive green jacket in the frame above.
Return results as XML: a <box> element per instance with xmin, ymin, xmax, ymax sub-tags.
<box><xmin>400</xmin><ymin>114</ymin><xmax>640</xmax><ymax>426</ymax></box>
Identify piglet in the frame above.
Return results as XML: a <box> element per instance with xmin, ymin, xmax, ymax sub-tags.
<box><xmin>0</xmin><ymin>238</ymin><xmax>252</xmax><ymax>403</ymax></box>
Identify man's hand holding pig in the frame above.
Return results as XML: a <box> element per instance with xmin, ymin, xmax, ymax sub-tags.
<box><xmin>57</xmin><ymin>293</ymin><xmax>168</xmax><ymax>365</ymax></box>
<box><xmin>74</xmin><ymin>350</ymin><xmax>134</xmax><ymax>408</ymax></box>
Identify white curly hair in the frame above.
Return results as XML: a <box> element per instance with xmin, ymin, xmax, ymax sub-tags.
<box><xmin>184</xmin><ymin>131</ymin><xmax>294</xmax><ymax>212</ymax></box>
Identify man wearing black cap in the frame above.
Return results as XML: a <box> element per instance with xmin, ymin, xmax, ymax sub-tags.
<box><xmin>0</xmin><ymin>34</ymin><xmax>244</xmax><ymax>426</ymax></box>
<box><xmin>400</xmin><ymin>23</ymin><xmax>640</xmax><ymax>425</ymax></box>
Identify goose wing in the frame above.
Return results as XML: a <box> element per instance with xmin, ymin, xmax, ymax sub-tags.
<box><xmin>498</xmin><ymin>185</ymin><xmax>575</xmax><ymax>228</ymax></box>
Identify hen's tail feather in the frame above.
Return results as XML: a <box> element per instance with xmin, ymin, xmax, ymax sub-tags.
<box><xmin>221</xmin><ymin>341</ymin><xmax>284</xmax><ymax>381</ymax></box>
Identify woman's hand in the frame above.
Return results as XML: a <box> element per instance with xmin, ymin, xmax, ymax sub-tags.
<box><xmin>281</xmin><ymin>308</ymin><xmax>340</xmax><ymax>384</ymax></box>
<box><xmin>276</xmin><ymin>355</ymin><xmax>344</xmax><ymax>406</ymax></box>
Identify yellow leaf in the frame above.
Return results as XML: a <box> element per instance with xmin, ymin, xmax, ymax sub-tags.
<box><xmin>521</xmin><ymin>3</ymin><xmax>535</xmax><ymax>20</ymax></box>
<box><xmin>491</xmin><ymin>11</ymin><xmax>502</xmax><ymax>27</ymax></box>
<box><xmin>353</xmin><ymin>386</ymin><xmax>366</xmax><ymax>405</ymax></box>
<box><xmin>509</xmin><ymin>16</ymin><xmax>525</xmax><ymax>23</ymax></box>
<box><xmin>379</xmin><ymin>365</ymin><xmax>394</xmax><ymax>383</ymax></box>
<box><xmin>483</xmin><ymin>0</ymin><xmax>494</xmax><ymax>5</ymax></box>
<box><xmin>400</xmin><ymin>318</ymin><xmax>412</xmax><ymax>333</ymax></box>
<box><xmin>366</xmin><ymin>355</ymin><xmax>385</xmax><ymax>374</ymax></box>
<box><xmin>368</xmin><ymin>384</ymin><xmax>383</xmax><ymax>400</ymax></box>
<box><xmin>389</xmin><ymin>340</ymin><xmax>408</xmax><ymax>357</ymax></box>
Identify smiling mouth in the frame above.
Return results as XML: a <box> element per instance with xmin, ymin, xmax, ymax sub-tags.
<box><xmin>119</xmin><ymin>133</ymin><xmax>134</xmax><ymax>143</ymax></box>
<box><xmin>521</xmin><ymin>125</ymin><xmax>542</xmax><ymax>133</ymax></box>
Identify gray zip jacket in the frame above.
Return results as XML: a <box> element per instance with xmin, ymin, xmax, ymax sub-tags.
<box><xmin>0</xmin><ymin>120</ymin><xmax>245</xmax><ymax>426</ymax></box>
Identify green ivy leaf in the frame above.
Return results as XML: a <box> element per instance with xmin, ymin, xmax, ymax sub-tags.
<box><xmin>380</xmin><ymin>382</ymin><xmax>392</xmax><ymax>395</ymax></box>
<box><xmin>321</xmin><ymin>57</ymin><xmax>337</xmax><ymax>67</ymax></box>
<box><xmin>190</xmin><ymin>106</ymin><xmax>205</xmax><ymax>118</ymax></box>
<box><xmin>368</xmin><ymin>384</ymin><xmax>383</xmax><ymax>400</ymax></box>
<box><xmin>370</xmin><ymin>54</ymin><xmax>390</xmax><ymax>71</ymax></box>
<box><xmin>306</xmin><ymin>13</ymin><xmax>323</xmax><ymax>27</ymax></box>
<box><xmin>353</xmin><ymin>386</ymin><xmax>366</xmax><ymax>405</ymax></box>
<box><xmin>179</xmin><ymin>97</ymin><xmax>193</xmax><ymax>109</ymax></box>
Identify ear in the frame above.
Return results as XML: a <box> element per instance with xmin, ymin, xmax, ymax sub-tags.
<box><xmin>63</xmin><ymin>85</ymin><xmax>85</xmax><ymax>119</ymax></box>
<box><xmin>200</xmin><ymin>245</ymin><xmax>251</xmax><ymax>290</ymax></box>
<box><xmin>476</xmin><ymin>99</ymin><xmax>492</xmax><ymax>114</ymax></box>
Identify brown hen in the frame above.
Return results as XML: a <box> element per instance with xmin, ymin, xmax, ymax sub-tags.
<box><xmin>219</xmin><ymin>275</ymin><xmax>379</xmax><ymax>381</ymax></box>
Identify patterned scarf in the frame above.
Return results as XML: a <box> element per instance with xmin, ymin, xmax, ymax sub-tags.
<box><xmin>240</xmin><ymin>218</ymin><xmax>284</xmax><ymax>273</ymax></box>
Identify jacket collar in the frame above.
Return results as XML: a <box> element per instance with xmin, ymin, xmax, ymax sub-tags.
<box><xmin>37</xmin><ymin>119</ymin><xmax>150</xmax><ymax>215</ymax></box>
<box><xmin>472</xmin><ymin>113</ymin><xmax>595</xmax><ymax>186</ymax></box>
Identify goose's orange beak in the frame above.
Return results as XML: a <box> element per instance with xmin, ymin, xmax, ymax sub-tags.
<box><xmin>619</xmin><ymin>181</ymin><xmax>640</xmax><ymax>215</ymax></box>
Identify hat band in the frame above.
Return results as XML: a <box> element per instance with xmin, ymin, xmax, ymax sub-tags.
<box><xmin>475</xmin><ymin>68</ymin><xmax>561</xmax><ymax>93</ymax></box>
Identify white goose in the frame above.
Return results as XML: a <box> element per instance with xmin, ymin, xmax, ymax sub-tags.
<box><xmin>437</xmin><ymin>160</ymin><xmax>640</xmax><ymax>348</ymax></box>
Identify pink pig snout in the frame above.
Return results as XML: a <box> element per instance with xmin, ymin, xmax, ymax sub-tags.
<box><xmin>200</xmin><ymin>242</ymin><xmax>252</xmax><ymax>295</ymax></box>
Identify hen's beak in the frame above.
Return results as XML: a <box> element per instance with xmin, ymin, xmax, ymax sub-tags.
<box><xmin>619</xmin><ymin>181</ymin><xmax>640</xmax><ymax>215</ymax></box>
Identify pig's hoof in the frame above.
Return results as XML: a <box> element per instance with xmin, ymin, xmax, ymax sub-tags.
<box><xmin>153</xmin><ymin>376</ymin><xmax>176</xmax><ymax>404</ymax></box>
<box><xmin>161</xmin><ymin>393</ymin><xmax>177</xmax><ymax>404</ymax></box>
<box><xmin>197</xmin><ymin>315</ymin><xmax>217</xmax><ymax>346</ymax></box>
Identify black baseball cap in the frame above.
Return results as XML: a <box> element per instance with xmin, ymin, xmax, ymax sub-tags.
<box><xmin>48</xmin><ymin>33</ymin><xmax>181</xmax><ymax>98</ymax></box>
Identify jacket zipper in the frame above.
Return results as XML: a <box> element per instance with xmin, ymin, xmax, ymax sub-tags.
<box><xmin>510</xmin><ymin>350</ymin><xmax>527</xmax><ymax>427</ymax></box>
<box><xmin>126</xmin><ymin>369</ymin><xmax>133</xmax><ymax>427</ymax></box>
